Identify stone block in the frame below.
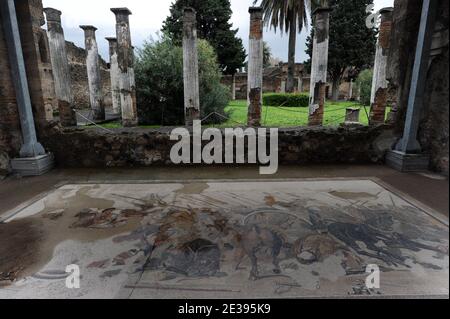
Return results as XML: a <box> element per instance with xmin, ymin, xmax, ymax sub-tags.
<box><xmin>386</xmin><ymin>150</ymin><xmax>430</xmax><ymax>172</ymax></box>
<box><xmin>11</xmin><ymin>153</ymin><xmax>54</xmax><ymax>176</ymax></box>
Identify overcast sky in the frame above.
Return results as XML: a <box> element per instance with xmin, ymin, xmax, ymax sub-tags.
<box><xmin>42</xmin><ymin>0</ymin><xmax>394</xmax><ymax>63</ymax></box>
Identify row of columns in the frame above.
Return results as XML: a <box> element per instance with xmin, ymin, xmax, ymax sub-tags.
<box><xmin>41</xmin><ymin>7</ymin><xmax>138</xmax><ymax>127</ymax></box>
<box><xmin>42</xmin><ymin>5</ymin><xmax>398</xmax><ymax>129</ymax></box>
<box><xmin>180</xmin><ymin>7</ymin><xmax>265</xmax><ymax>127</ymax></box>
<box><xmin>78</xmin><ymin>8</ymin><xmax>138</xmax><ymax>126</ymax></box>
<box><xmin>241</xmin><ymin>6</ymin><xmax>395</xmax><ymax>127</ymax></box>
<box><xmin>181</xmin><ymin>6</ymin><xmax>332</xmax><ymax>127</ymax></box>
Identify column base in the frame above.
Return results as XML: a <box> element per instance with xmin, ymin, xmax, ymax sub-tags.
<box><xmin>11</xmin><ymin>154</ymin><xmax>54</xmax><ymax>177</ymax></box>
<box><xmin>386</xmin><ymin>150</ymin><xmax>430</xmax><ymax>172</ymax></box>
<box><xmin>122</xmin><ymin>119</ymin><xmax>139</xmax><ymax>127</ymax></box>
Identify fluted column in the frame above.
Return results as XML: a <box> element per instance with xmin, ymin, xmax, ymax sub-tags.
<box><xmin>308</xmin><ymin>7</ymin><xmax>331</xmax><ymax>126</ymax></box>
<box><xmin>182</xmin><ymin>7</ymin><xmax>200</xmax><ymax>126</ymax></box>
<box><xmin>105</xmin><ymin>37</ymin><xmax>121</xmax><ymax>115</ymax></box>
<box><xmin>369</xmin><ymin>7</ymin><xmax>394</xmax><ymax>125</ymax></box>
<box><xmin>44</xmin><ymin>8</ymin><xmax>76</xmax><ymax>126</ymax></box>
<box><xmin>247</xmin><ymin>7</ymin><xmax>264</xmax><ymax>127</ymax></box>
<box><xmin>79</xmin><ymin>25</ymin><xmax>105</xmax><ymax>121</ymax></box>
<box><xmin>111</xmin><ymin>7</ymin><xmax>138</xmax><ymax>127</ymax></box>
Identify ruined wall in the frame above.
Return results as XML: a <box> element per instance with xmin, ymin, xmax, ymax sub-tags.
<box><xmin>66</xmin><ymin>41</ymin><xmax>111</xmax><ymax>109</ymax></box>
<box><xmin>221</xmin><ymin>64</ymin><xmax>356</xmax><ymax>101</ymax></box>
<box><xmin>388</xmin><ymin>0</ymin><xmax>449</xmax><ymax>175</ymax></box>
<box><xmin>40</xmin><ymin>125</ymin><xmax>391</xmax><ymax>168</ymax></box>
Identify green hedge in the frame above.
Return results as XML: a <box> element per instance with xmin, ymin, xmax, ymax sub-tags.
<box><xmin>263</xmin><ymin>93</ymin><xmax>309</xmax><ymax>107</ymax></box>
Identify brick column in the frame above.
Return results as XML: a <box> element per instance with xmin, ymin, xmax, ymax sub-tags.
<box><xmin>308</xmin><ymin>8</ymin><xmax>331</xmax><ymax>127</ymax></box>
<box><xmin>247</xmin><ymin>7</ymin><xmax>263</xmax><ymax>127</ymax></box>
<box><xmin>369</xmin><ymin>7</ymin><xmax>394</xmax><ymax>125</ymax></box>
<box><xmin>105</xmin><ymin>37</ymin><xmax>121</xmax><ymax>115</ymax></box>
<box><xmin>111</xmin><ymin>8</ymin><xmax>138</xmax><ymax>127</ymax></box>
<box><xmin>44</xmin><ymin>8</ymin><xmax>76</xmax><ymax>126</ymax></box>
<box><xmin>182</xmin><ymin>7</ymin><xmax>200</xmax><ymax>126</ymax></box>
<box><xmin>79</xmin><ymin>25</ymin><xmax>105</xmax><ymax>121</ymax></box>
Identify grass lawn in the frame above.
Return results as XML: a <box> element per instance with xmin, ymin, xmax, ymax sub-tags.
<box><xmin>222</xmin><ymin>100</ymin><xmax>373</xmax><ymax>127</ymax></box>
<box><xmin>95</xmin><ymin>100</ymin><xmax>384</xmax><ymax>129</ymax></box>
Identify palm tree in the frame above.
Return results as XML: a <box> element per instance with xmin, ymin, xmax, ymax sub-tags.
<box><xmin>254</xmin><ymin>0</ymin><xmax>310</xmax><ymax>93</ymax></box>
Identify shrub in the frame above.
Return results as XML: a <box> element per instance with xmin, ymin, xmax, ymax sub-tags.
<box><xmin>135</xmin><ymin>37</ymin><xmax>230</xmax><ymax>126</ymax></box>
<box><xmin>356</xmin><ymin>69</ymin><xmax>373</xmax><ymax>106</ymax></box>
<box><xmin>262</xmin><ymin>93</ymin><xmax>309</xmax><ymax>108</ymax></box>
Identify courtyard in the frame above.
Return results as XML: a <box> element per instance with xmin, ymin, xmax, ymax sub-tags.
<box><xmin>0</xmin><ymin>0</ymin><xmax>449</xmax><ymax>302</ymax></box>
<box><xmin>95</xmin><ymin>100</ymin><xmax>381</xmax><ymax>129</ymax></box>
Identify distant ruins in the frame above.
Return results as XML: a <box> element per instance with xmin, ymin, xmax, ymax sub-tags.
<box><xmin>221</xmin><ymin>63</ymin><xmax>357</xmax><ymax>101</ymax></box>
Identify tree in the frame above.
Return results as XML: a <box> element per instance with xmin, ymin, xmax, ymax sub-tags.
<box><xmin>263</xmin><ymin>41</ymin><xmax>272</xmax><ymax>68</ymax></box>
<box><xmin>356</xmin><ymin>68</ymin><xmax>373</xmax><ymax>106</ymax></box>
<box><xmin>306</xmin><ymin>0</ymin><xmax>376</xmax><ymax>101</ymax></box>
<box><xmin>255</xmin><ymin>0</ymin><xmax>309</xmax><ymax>93</ymax></box>
<box><xmin>162</xmin><ymin>0</ymin><xmax>246</xmax><ymax>76</ymax></box>
<box><xmin>135</xmin><ymin>37</ymin><xmax>230</xmax><ymax>126</ymax></box>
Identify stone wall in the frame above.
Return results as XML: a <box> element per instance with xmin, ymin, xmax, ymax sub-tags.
<box><xmin>66</xmin><ymin>41</ymin><xmax>111</xmax><ymax>109</ymax></box>
<box><xmin>40</xmin><ymin>124</ymin><xmax>393</xmax><ymax>168</ymax></box>
<box><xmin>388</xmin><ymin>0</ymin><xmax>449</xmax><ymax>175</ymax></box>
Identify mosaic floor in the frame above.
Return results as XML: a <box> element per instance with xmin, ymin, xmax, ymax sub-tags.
<box><xmin>0</xmin><ymin>180</ymin><xmax>448</xmax><ymax>299</ymax></box>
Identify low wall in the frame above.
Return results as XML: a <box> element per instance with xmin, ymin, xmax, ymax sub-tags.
<box><xmin>40</xmin><ymin>124</ymin><xmax>396</xmax><ymax>168</ymax></box>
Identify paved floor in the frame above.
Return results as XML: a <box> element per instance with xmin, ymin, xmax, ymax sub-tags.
<box><xmin>0</xmin><ymin>165</ymin><xmax>448</xmax><ymax>299</ymax></box>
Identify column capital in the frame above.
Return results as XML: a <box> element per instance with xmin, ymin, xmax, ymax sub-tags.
<box><xmin>380</xmin><ymin>7</ymin><xmax>394</xmax><ymax>22</ymax></box>
<box><xmin>111</xmin><ymin>7</ymin><xmax>132</xmax><ymax>16</ymax></box>
<box><xmin>80</xmin><ymin>25</ymin><xmax>97</xmax><ymax>32</ymax></box>
<box><xmin>183</xmin><ymin>7</ymin><xmax>196</xmax><ymax>24</ymax></box>
<box><xmin>379</xmin><ymin>7</ymin><xmax>394</xmax><ymax>15</ymax></box>
<box><xmin>183</xmin><ymin>7</ymin><xmax>196</xmax><ymax>18</ymax></box>
<box><xmin>312</xmin><ymin>7</ymin><xmax>332</xmax><ymax>16</ymax></box>
<box><xmin>249</xmin><ymin>7</ymin><xmax>263</xmax><ymax>14</ymax></box>
<box><xmin>43</xmin><ymin>7</ymin><xmax>62</xmax><ymax>23</ymax></box>
<box><xmin>105</xmin><ymin>37</ymin><xmax>117</xmax><ymax>43</ymax></box>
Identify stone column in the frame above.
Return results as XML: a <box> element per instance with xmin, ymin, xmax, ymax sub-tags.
<box><xmin>247</xmin><ymin>7</ymin><xmax>264</xmax><ymax>127</ymax></box>
<box><xmin>105</xmin><ymin>37</ymin><xmax>121</xmax><ymax>115</ymax></box>
<box><xmin>280</xmin><ymin>81</ymin><xmax>286</xmax><ymax>93</ymax></box>
<box><xmin>0</xmin><ymin>0</ymin><xmax>45</xmax><ymax>158</ymax></box>
<box><xmin>387</xmin><ymin>0</ymin><xmax>438</xmax><ymax>172</ymax></box>
<box><xmin>79</xmin><ymin>25</ymin><xmax>105</xmax><ymax>121</ymax></box>
<box><xmin>308</xmin><ymin>8</ymin><xmax>331</xmax><ymax>126</ymax></box>
<box><xmin>231</xmin><ymin>74</ymin><xmax>236</xmax><ymax>100</ymax></box>
<box><xmin>298</xmin><ymin>75</ymin><xmax>304</xmax><ymax>93</ymax></box>
<box><xmin>182</xmin><ymin>7</ymin><xmax>200</xmax><ymax>126</ymax></box>
<box><xmin>111</xmin><ymin>8</ymin><xmax>138</xmax><ymax>127</ymax></box>
<box><xmin>348</xmin><ymin>79</ymin><xmax>354</xmax><ymax>100</ymax></box>
<box><xmin>44</xmin><ymin>8</ymin><xmax>76</xmax><ymax>127</ymax></box>
<box><xmin>369</xmin><ymin>7</ymin><xmax>394</xmax><ymax>125</ymax></box>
